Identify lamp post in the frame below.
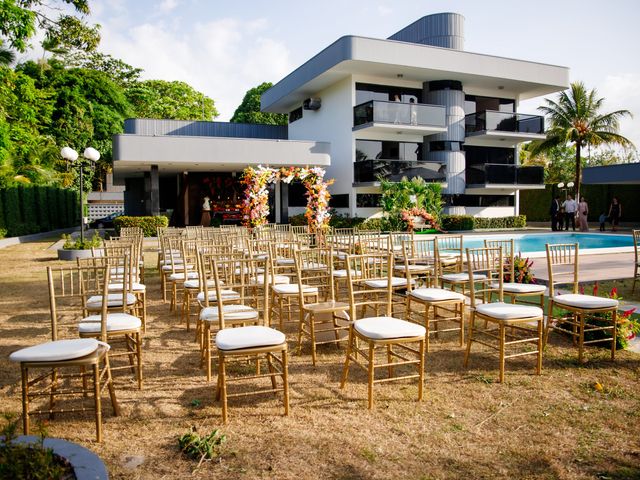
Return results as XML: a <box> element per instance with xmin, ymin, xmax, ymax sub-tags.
<box><xmin>61</xmin><ymin>146</ymin><xmax>100</xmax><ymax>243</ymax></box>
<box><xmin>557</xmin><ymin>181</ymin><xmax>575</xmax><ymax>201</ymax></box>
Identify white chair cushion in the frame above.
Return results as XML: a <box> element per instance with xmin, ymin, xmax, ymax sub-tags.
<box><xmin>250</xmin><ymin>275</ymin><xmax>290</xmax><ymax>285</ymax></box>
<box><xmin>332</xmin><ymin>269</ymin><xmax>361</xmax><ymax>278</ymax></box>
<box><xmin>162</xmin><ymin>264</ymin><xmax>193</xmax><ymax>271</ymax></box>
<box><xmin>394</xmin><ymin>264</ymin><xmax>434</xmax><ymax>272</ymax></box>
<box><xmin>9</xmin><ymin>338</ymin><xmax>105</xmax><ymax>363</ymax></box>
<box><xmin>159</xmin><ymin>258</ymin><xmax>184</xmax><ymax>265</ymax></box>
<box><xmin>441</xmin><ymin>272</ymin><xmax>487</xmax><ymax>283</ymax></box>
<box><xmin>552</xmin><ymin>294</ymin><xmax>619</xmax><ymax>310</ymax></box>
<box><xmin>110</xmin><ymin>266</ymin><xmax>139</xmax><ymax>275</ymax></box>
<box><xmin>184</xmin><ymin>279</ymin><xmax>215</xmax><ymax>289</ymax></box>
<box><xmin>495</xmin><ymin>282</ymin><xmax>546</xmax><ymax>294</ymax></box>
<box><xmin>364</xmin><ymin>277</ymin><xmax>414</xmax><ymax>289</ymax></box>
<box><xmin>272</xmin><ymin>284</ymin><xmax>318</xmax><ymax>295</ymax></box>
<box><xmin>302</xmin><ymin>262</ymin><xmax>327</xmax><ymax>270</ymax></box>
<box><xmin>168</xmin><ymin>272</ymin><xmax>199</xmax><ymax>281</ymax></box>
<box><xmin>475</xmin><ymin>302</ymin><xmax>543</xmax><ymax>320</ymax></box>
<box><xmin>234</xmin><ymin>267</ymin><xmax>265</xmax><ymax>275</ymax></box>
<box><xmin>410</xmin><ymin>288</ymin><xmax>465</xmax><ymax>302</ymax></box>
<box><xmin>200</xmin><ymin>304</ymin><xmax>259</xmax><ymax>321</ymax></box>
<box><xmin>196</xmin><ymin>289</ymin><xmax>241</xmax><ymax>302</ymax></box>
<box><xmin>86</xmin><ymin>293</ymin><xmax>137</xmax><ymax>309</ymax></box>
<box><xmin>215</xmin><ymin>325</ymin><xmax>286</xmax><ymax>350</ymax></box>
<box><xmin>79</xmin><ymin>313</ymin><xmax>142</xmax><ymax>333</ymax></box>
<box><xmin>276</xmin><ymin>258</ymin><xmax>295</xmax><ymax>266</ymax></box>
<box><xmin>108</xmin><ymin>282</ymin><xmax>145</xmax><ymax>292</ymax></box>
<box><xmin>354</xmin><ymin>316</ymin><xmax>426</xmax><ymax>340</ymax></box>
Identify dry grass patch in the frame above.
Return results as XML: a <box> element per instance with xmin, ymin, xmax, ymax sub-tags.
<box><xmin>0</xmin><ymin>241</ymin><xmax>639</xmax><ymax>479</ymax></box>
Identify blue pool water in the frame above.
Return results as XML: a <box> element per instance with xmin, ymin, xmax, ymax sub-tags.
<box><xmin>461</xmin><ymin>233</ymin><xmax>634</xmax><ymax>253</ymax></box>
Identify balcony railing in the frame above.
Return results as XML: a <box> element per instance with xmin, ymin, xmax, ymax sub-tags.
<box><xmin>354</xmin><ymin>100</ymin><xmax>446</xmax><ymax>128</ymax></box>
<box><xmin>354</xmin><ymin>159</ymin><xmax>445</xmax><ymax>184</ymax></box>
<box><xmin>466</xmin><ymin>163</ymin><xmax>544</xmax><ymax>186</ymax></box>
<box><xmin>465</xmin><ymin>110</ymin><xmax>544</xmax><ymax>135</ymax></box>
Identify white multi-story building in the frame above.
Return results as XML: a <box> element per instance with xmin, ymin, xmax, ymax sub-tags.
<box><xmin>112</xmin><ymin>13</ymin><xmax>569</xmax><ymax>224</ymax></box>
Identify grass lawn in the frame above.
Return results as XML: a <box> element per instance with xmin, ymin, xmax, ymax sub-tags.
<box><xmin>1</xmin><ymin>240</ymin><xmax>639</xmax><ymax>479</ymax></box>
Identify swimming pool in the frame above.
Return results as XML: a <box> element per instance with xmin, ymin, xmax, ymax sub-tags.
<box><xmin>461</xmin><ymin>232</ymin><xmax>634</xmax><ymax>256</ymax></box>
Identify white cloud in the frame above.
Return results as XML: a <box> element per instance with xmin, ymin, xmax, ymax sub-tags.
<box><xmin>598</xmin><ymin>74</ymin><xmax>640</xmax><ymax>151</ymax></box>
<box><xmin>98</xmin><ymin>17</ymin><xmax>293</xmax><ymax>120</ymax></box>
<box><xmin>377</xmin><ymin>5</ymin><xmax>393</xmax><ymax>16</ymax></box>
<box><xmin>159</xmin><ymin>0</ymin><xmax>179</xmax><ymax>13</ymax></box>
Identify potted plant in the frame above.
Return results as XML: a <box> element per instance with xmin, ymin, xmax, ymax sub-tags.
<box><xmin>57</xmin><ymin>232</ymin><xmax>102</xmax><ymax>261</ymax></box>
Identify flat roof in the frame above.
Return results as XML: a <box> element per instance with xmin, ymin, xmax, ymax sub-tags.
<box><xmin>582</xmin><ymin>163</ymin><xmax>640</xmax><ymax>185</ymax></box>
<box><xmin>261</xmin><ymin>35</ymin><xmax>569</xmax><ymax>113</ymax></box>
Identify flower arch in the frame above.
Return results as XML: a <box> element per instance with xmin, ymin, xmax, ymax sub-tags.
<box><xmin>241</xmin><ymin>165</ymin><xmax>334</xmax><ymax>232</ymax></box>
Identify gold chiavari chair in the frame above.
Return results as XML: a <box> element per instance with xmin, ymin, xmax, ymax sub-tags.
<box><xmin>9</xmin><ymin>264</ymin><xmax>120</xmax><ymax>442</ymax></box>
<box><xmin>294</xmin><ymin>247</ymin><xmax>349</xmax><ymax>365</ymax></box>
<box><xmin>464</xmin><ymin>247</ymin><xmax>543</xmax><ymax>382</ymax></box>
<box><xmin>164</xmin><ymin>236</ymin><xmax>198</xmax><ymax>311</ymax></box>
<box><xmin>437</xmin><ymin>235</ymin><xmax>470</xmax><ymax>292</ymax></box>
<box><xmin>210</xmin><ymin>256</ymin><xmax>289</xmax><ymax>423</ymax></box>
<box><xmin>484</xmin><ymin>239</ymin><xmax>545</xmax><ymax>309</ymax></box>
<box><xmin>545</xmin><ymin>243</ymin><xmax>618</xmax><ymax>363</ymax></box>
<box><xmin>404</xmin><ymin>238</ymin><xmax>466</xmax><ymax>352</ymax></box>
<box><xmin>340</xmin><ymin>253</ymin><xmax>426</xmax><ymax>409</ymax></box>
<box><xmin>158</xmin><ymin>229</ymin><xmax>185</xmax><ymax>300</ymax></box>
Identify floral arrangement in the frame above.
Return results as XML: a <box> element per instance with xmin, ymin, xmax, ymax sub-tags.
<box><xmin>399</xmin><ymin>207</ymin><xmax>440</xmax><ymax>232</ymax></box>
<box><xmin>241</xmin><ymin>165</ymin><xmax>334</xmax><ymax>232</ymax></box>
<box><xmin>577</xmin><ymin>283</ymin><xmax>639</xmax><ymax>349</ymax></box>
<box><xmin>505</xmin><ymin>255</ymin><xmax>536</xmax><ymax>284</ymax></box>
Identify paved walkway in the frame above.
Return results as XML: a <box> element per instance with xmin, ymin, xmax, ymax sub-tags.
<box><xmin>530</xmin><ymin>251</ymin><xmax>636</xmax><ymax>283</ymax></box>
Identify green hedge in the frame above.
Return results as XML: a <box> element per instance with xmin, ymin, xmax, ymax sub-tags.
<box><xmin>0</xmin><ymin>185</ymin><xmax>79</xmax><ymax>238</ymax></box>
<box><xmin>442</xmin><ymin>214</ymin><xmax>527</xmax><ymax>231</ymax></box>
<box><xmin>114</xmin><ymin>215</ymin><xmax>169</xmax><ymax>237</ymax></box>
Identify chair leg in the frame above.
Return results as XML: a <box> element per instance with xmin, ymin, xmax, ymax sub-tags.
<box><xmin>543</xmin><ymin>301</ymin><xmax>554</xmax><ymax>348</ymax></box>
<box><xmin>49</xmin><ymin>369</ymin><xmax>58</xmax><ymax>417</ymax></box>
<box><xmin>219</xmin><ymin>352</ymin><xmax>228</xmax><ymax>424</ymax></box>
<box><xmin>309</xmin><ymin>313</ymin><xmax>317</xmax><ymax>366</ymax></box>
<box><xmin>367</xmin><ymin>341</ymin><xmax>375</xmax><ymax>410</ymax></box>
<box><xmin>93</xmin><ymin>363</ymin><xmax>102</xmax><ymax>442</ymax></box>
<box><xmin>459</xmin><ymin>302</ymin><xmax>465</xmax><ymax>348</ymax></box>
<box><xmin>21</xmin><ymin>366</ymin><xmax>30</xmax><ymax>435</ymax></box>
<box><xmin>498</xmin><ymin>325</ymin><xmax>505</xmax><ymax>383</ymax></box>
<box><xmin>537</xmin><ymin>318</ymin><xmax>543</xmax><ymax>376</ymax></box>
<box><xmin>266</xmin><ymin>354</ymin><xmax>277</xmax><ymax>391</ymax></box>
<box><xmin>205</xmin><ymin>324</ymin><xmax>212</xmax><ymax>381</ymax></box>
<box><xmin>340</xmin><ymin>328</ymin><xmax>354</xmax><ymax>389</ymax></box>
<box><xmin>424</xmin><ymin>303</ymin><xmax>431</xmax><ymax>353</ymax></box>
<box><xmin>386</xmin><ymin>345</ymin><xmax>393</xmax><ymax>378</ymax></box>
<box><xmin>104</xmin><ymin>355</ymin><xmax>120</xmax><ymax>416</ymax></box>
<box><xmin>611</xmin><ymin>309</ymin><xmax>617</xmax><ymax>361</ymax></box>
<box><xmin>463</xmin><ymin>312</ymin><xmax>474</xmax><ymax>368</ymax></box>
<box><xmin>282</xmin><ymin>349</ymin><xmax>290</xmax><ymax>416</ymax></box>
<box><xmin>135</xmin><ymin>332</ymin><xmax>143</xmax><ymax>389</ymax></box>
<box><xmin>578</xmin><ymin>314</ymin><xmax>585</xmax><ymax>363</ymax></box>
<box><xmin>418</xmin><ymin>338</ymin><xmax>425</xmax><ymax>401</ymax></box>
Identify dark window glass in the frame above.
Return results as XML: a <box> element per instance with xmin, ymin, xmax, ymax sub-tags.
<box><xmin>429</xmin><ymin>141</ymin><xmax>462</xmax><ymax>152</ymax></box>
<box><xmin>464</xmin><ymin>95</ymin><xmax>515</xmax><ymax>115</ymax></box>
<box><xmin>464</xmin><ymin>146</ymin><xmax>515</xmax><ymax>166</ymax></box>
<box><xmin>330</xmin><ymin>194</ymin><xmax>349</xmax><ymax>208</ymax></box>
<box><xmin>356</xmin><ymin>194</ymin><xmax>381</xmax><ymax>208</ymax></box>
<box><xmin>288</xmin><ymin>182</ymin><xmax>307</xmax><ymax>207</ymax></box>
<box><xmin>355</xmin><ymin>83</ymin><xmax>422</xmax><ymax>105</ymax></box>
<box><xmin>289</xmin><ymin>107</ymin><xmax>303</xmax><ymax>123</ymax></box>
<box><xmin>448</xmin><ymin>194</ymin><xmax>514</xmax><ymax>207</ymax></box>
<box><xmin>356</xmin><ymin>140</ymin><xmax>423</xmax><ymax>161</ymax></box>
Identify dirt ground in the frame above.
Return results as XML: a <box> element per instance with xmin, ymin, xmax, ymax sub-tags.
<box><xmin>1</xmin><ymin>239</ymin><xmax>639</xmax><ymax>480</ymax></box>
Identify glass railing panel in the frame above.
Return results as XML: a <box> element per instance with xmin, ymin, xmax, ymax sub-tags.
<box><xmin>353</xmin><ymin>160</ymin><xmax>445</xmax><ymax>184</ymax></box>
<box><xmin>354</xmin><ymin>101</ymin><xmax>446</xmax><ymax>128</ymax></box>
<box><xmin>465</xmin><ymin>110</ymin><xmax>544</xmax><ymax>134</ymax></box>
<box><xmin>516</xmin><ymin>166</ymin><xmax>544</xmax><ymax>184</ymax></box>
<box><xmin>485</xmin><ymin>164</ymin><xmax>516</xmax><ymax>184</ymax></box>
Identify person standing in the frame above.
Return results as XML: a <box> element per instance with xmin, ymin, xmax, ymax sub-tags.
<box><xmin>200</xmin><ymin>196</ymin><xmax>211</xmax><ymax>227</ymax></box>
<box><xmin>409</xmin><ymin>97</ymin><xmax>418</xmax><ymax>125</ymax></box>
<box><xmin>549</xmin><ymin>195</ymin><xmax>561</xmax><ymax>231</ymax></box>
<box><xmin>608</xmin><ymin>196</ymin><xmax>622</xmax><ymax>232</ymax></box>
<box><xmin>562</xmin><ymin>194</ymin><xmax>577</xmax><ymax>231</ymax></box>
<box><xmin>577</xmin><ymin>196</ymin><xmax>589</xmax><ymax>232</ymax></box>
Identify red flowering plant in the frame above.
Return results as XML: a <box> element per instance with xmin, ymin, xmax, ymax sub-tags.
<box><xmin>504</xmin><ymin>255</ymin><xmax>536</xmax><ymax>284</ymax></box>
<box><xmin>578</xmin><ymin>283</ymin><xmax>639</xmax><ymax>349</ymax></box>
<box><xmin>399</xmin><ymin>207</ymin><xmax>442</xmax><ymax>233</ymax></box>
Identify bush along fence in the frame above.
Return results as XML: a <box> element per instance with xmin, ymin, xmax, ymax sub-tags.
<box><xmin>113</xmin><ymin>216</ymin><xmax>169</xmax><ymax>237</ymax></box>
<box><xmin>0</xmin><ymin>185</ymin><xmax>79</xmax><ymax>239</ymax></box>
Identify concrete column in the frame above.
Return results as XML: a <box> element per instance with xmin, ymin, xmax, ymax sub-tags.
<box><xmin>150</xmin><ymin>165</ymin><xmax>159</xmax><ymax>216</ymax></box>
<box><xmin>279</xmin><ymin>182</ymin><xmax>289</xmax><ymax>224</ymax></box>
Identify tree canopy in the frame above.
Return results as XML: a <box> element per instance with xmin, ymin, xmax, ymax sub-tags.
<box><xmin>230</xmin><ymin>82</ymin><xmax>287</xmax><ymax>126</ymax></box>
<box><xmin>126</xmin><ymin>80</ymin><xmax>218</xmax><ymax>121</ymax></box>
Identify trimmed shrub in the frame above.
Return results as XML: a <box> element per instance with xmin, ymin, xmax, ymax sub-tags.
<box><xmin>359</xmin><ymin>217</ymin><xmax>392</xmax><ymax>231</ymax></box>
<box><xmin>441</xmin><ymin>215</ymin><xmax>474</xmax><ymax>231</ymax></box>
<box><xmin>46</xmin><ymin>187</ymin><xmax>59</xmax><ymax>229</ymax></box>
<box><xmin>19</xmin><ymin>186</ymin><xmax>37</xmax><ymax>230</ymax></box>
<box><xmin>2</xmin><ymin>188</ymin><xmax>21</xmax><ymax>237</ymax></box>
<box><xmin>34</xmin><ymin>186</ymin><xmax>50</xmax><ymax>232</ymax></box>
<box><xmin>114</xmin><ymin>215</ymin><xmax>169</xmax><ymax>237</ymax></box>
<box><xmin>0</xmin><ymin>191</ymin><xmax>5</xmax><ymax>231</ymax></box>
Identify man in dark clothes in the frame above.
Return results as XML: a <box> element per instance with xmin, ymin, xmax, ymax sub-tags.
<box><xmin>549</xmin><ymin>195</ymin><xmax>561</xmax><ymax>231</ymax></box>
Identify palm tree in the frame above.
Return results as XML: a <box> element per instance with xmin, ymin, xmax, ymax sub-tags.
<box><xmin>530</xmin><ymin>81</ymin><xmax>634</xmax><ymax>201</ymax></box>
<box><xmin>0</xmin><ymin>42</ymin><xmax>15</xmax><ymax>65</ymax></box>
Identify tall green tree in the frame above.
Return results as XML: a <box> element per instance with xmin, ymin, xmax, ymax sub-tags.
<box><xmin>0</xmin><ymin>0</ymin><xmax>100</xmax><ymax>53</ymax></box>
<box><xmin>530</xmin><ymin>82</ymin><xmax>634</xmax><ymax>201</ymax></box>
<box><xmin>126</xmin><ymin>79</ymin><xmax>218</xmax><ymax>120</ymax></box>
<box><xmin>61</xmin><ymin>50</ymin><xmax>143</xmax><ymax>87</ymax></box>
<box><xmin>230</xmin><ymin>82</ymin><xmax>287</xmax><ymax>125</ymax></box>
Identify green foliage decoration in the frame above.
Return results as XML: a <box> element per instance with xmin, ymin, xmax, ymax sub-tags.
<box><xmin>113</xmin><ymin>215</ymin><xmax>169</xmax><ymax>237</ymax></box>
<box><xmin>178</xmin><ymin>427</ymin><xmax>226</xmax><ymax>461</ymax></box>
<box><xmin>61</xmin><ymin>231</ymin><xmax>101</xmax><ymax>250</ymax></box>
<box><xmin>440</xmin><ymin>215</ymin><xmax>527</xmax><ymax>231</ymax></box>
<box><xmin>379</xmin><ymin>176</ymin><xmax>443</xmax><ymax>231</ymax></box>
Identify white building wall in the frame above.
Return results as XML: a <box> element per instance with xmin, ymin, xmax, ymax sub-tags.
<box><xmin>465</xmin><ymin>206</ymin><xmax>516</xmax><ymax>218</ymax></box>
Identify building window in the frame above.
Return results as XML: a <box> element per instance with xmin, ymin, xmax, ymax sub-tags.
<box><xmin>464</xmin><ymin>146</ymin><xmax>515</xmax><ymax>166</ymax></box>
<box><xmin>464</xmin><ymin>95</ymin><xmax>515</xmax><ymax>115</ymax></box>
<box><xmin>288</xmin><ymin>182</ymin><xmax>307</xmax><ymax>207</ymax></box>
<box><xmin>448</xmin><ymin>194</ymin><xmax>514</xmax><ymax>207</ymax></box>
<box><xmin>429</xmin><ymin>141</ymin><xmax>462</xmax><ymax>152</ymax></box>
<box><xmin>356</xmin><ymin>140</ymin><xmax>422</xmax><ymax>162</ymax></box>
<box><xmin>330</xmin><ymin>194</ymin><xmax>349</xmax><ymax>209</ymax></box>
<box><xmin>289</xmin><ymin>107</ymin><xmax>303</xmax><ymax>123</ymax></box>
<box><xmin>356</xmin><ymin>194</ymin><xmax>381</xmax><ymax>208</ymax></box>
<box><xmin>355</xmin><ymin>83</ymin><xmax>422</xmax><ymax>105</ymax></box>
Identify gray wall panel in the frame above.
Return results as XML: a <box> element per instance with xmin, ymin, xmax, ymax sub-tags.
<box><xmin>123</xmin><ymin>119</ymin><xmax>287</xmax><ymax>139</ymax></box>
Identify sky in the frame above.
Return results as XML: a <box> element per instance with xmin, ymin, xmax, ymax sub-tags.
<box><xmin>31</xmin><ymin>0</ymin><xmax>640</xmax><ymax>147</ymax></box>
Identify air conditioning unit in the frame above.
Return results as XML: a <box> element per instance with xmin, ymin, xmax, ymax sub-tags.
<box><xmin>303</xmin><ymin>98</ymin><xmax>321</xmax><ymax>110</ymax></box>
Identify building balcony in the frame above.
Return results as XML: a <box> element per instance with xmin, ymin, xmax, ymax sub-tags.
<box><xmin>464</xmin><ymin>110</ymin><xmax>546</xmax><ymax>147</ymax></box>
<box><xmin>353</xmin><ymin>159</ymin><xmax>445</xmax><ymax>186</ymax></box>
<box><xmin>353</xmin><ymin>100</ymin><xmax>447</xmax><ymax>141</ymax></box>
<box><xmin>465</xmin><ymin>163</ymin><xmax>544</xmax><ymax>193</ymax></box>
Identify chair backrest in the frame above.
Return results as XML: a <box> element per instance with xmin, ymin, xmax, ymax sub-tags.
<box><xmin>633</xmin><ymin>230</ymin><xmax>640</xmax><ymax>265</ymax></box>
<box><xmin>484</xmin><ymin>238</ymin><xmax>515</xmax><ymax>282</ymax></box>
<box><xmin>389</xmin><ymin>231</ymin><xmax>414</xmax><ymax>254</ymax></box>
<box><xmin>206</xmin><ymin>256</ymin><xmax>270</xmax><ymax>329</ymax></box>
<box><xmin>402</xmin><ymin>237</ymin><xmax>439</xmax><ymax>289</ymax></box>
<box><xmin>465</xmin><ymin>246</ymin><xmax>503</xmax><ymax>309</ymax></box>
<box><xmin>357</xmin><ymin>231</ymin><xmax>389</xmax><ymax>254</ymax></box>
<box><xmin>48</xmin><ymin>264</ymin><xmax>111</xmax><ymax>342</ymax></box>
<box><xmin>545</xmin><ymin>243</ymin><xmax>579</xmax><ymax>297</ymax></box>
<box><xmin>291</xmin><ymin>225</ymin><xmax>309</xmax><ymax>235</ymax></box>
<box><xmin>294</xmin><ymin>247</ymin><xmax>334</xmax><ymax>308</ymax></box>
<box><xmin>436</xmin><ymin>235</ymin><xmax>464</xmax><ymax>273</ymax></box>
<box><xmin>345</xmin><ymin>253</ymin><xmax>393</xmax><ymax>320</ymax></box>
